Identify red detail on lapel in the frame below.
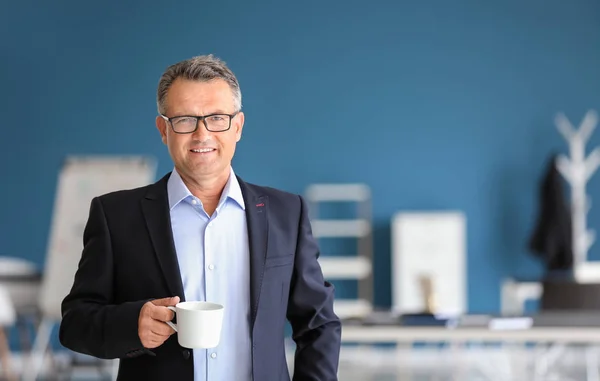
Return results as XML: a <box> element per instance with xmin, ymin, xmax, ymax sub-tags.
<box><xmin>256</xmin><ymin>203</ymin><xmax>265</xmax><ymax>207</ymax></box>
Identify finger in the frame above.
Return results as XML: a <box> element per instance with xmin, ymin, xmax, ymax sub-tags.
<box><xmin>149</xmin><ymin>332</ymin><xmax>171</xmax><ymax>341</ymax></box>
<box><xmin>150</xmin><ymin>306</ymin><xmax>175</xmax><ymax>322</ymax></box>
<box><xmin>147</xmin><ymin>334</ymin><xmax>169</xmax><ymax>345</ymax></box>
<box><xmin>151</xmin><ymin>296</ymin><xmax>180</xmax><ymax>307</ymax></box>
<box><xmin>144</xmin><ymin>339</ymin><xmax>163</xmax><ymax>349</ymax></box>
<box><xmin>141</xmin><ymin>329</ymin><xmax>169</xmax><ymax>345</ymax></box>
<box><xmin>149</xmin><ymin>334</ymin><xmax>168</xmax><ymax>345</ymax></box>
<box><xmin>150</xmin><ymin>323</ymin><xmax>174</xmax><ymax>337</ymax></box>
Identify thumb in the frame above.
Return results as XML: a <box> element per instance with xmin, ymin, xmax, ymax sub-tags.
<box><xmin>151</xmin><ymin>296</ymin><xmax>180</xmax><ymax>307</ymax></box>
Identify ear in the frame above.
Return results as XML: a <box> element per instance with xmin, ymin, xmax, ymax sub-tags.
<box><xmin>234</xmin><ymin>112</ymin><xmax>245</xmax><ymax>142</ymax></box>
<box><xmin>155</xmin><ymin>116</ymin><xmax>168</xmax><ymax>145</ymax></box>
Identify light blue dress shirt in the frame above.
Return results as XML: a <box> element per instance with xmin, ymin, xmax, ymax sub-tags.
<box><xmin>167</xmin><ymin>167</ymin><xmax>252</xmax><ymax>381</ymax></box>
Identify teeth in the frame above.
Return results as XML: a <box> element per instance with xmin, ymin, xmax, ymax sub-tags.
<box><xmin>191</xmin><ymin>148</ymin><xmax>214</xmax><ymax>153</ymax></box>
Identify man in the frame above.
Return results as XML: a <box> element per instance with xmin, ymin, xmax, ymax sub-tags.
<box><xmin>59</xmin><ymin>55</ymin><xmax>341</xmax><ymax>380</ymax></box>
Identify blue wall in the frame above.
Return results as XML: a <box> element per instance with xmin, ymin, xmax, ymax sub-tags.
<box><xmin>1</xmin><ymin>0</ymin><xmax>599</xmax><ymax>320</ymax></box>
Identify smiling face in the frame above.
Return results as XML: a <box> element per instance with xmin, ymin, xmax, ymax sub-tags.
<box><xmin>155</xmin><ymin>78</ymin><xmax>244</xmax><ymax>186</ymax></box>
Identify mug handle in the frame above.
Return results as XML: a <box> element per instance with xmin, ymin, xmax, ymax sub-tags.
<box><xmin>166</xmin><ymin>306</ymin><xmax>177</xmax><ymax>332</ymax></box>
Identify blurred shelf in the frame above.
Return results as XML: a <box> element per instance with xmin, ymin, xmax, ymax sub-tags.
<box><xmin>305</xmin><ymin>184</ymin><xmax>371</xmax><ymax>202</ymax></box>
<box><xmin>306</xmin><ymin>182</ymin><xmax>374</xmax><ymax>322</ymax></box>
<box><xmin>334</xmin><ymin>299</ymin><xmax>372</xmax><ymax>319</ymax></box>
<box><xmin>319</xmin><ymin>256</ymin><xmax>372</xmax><ymax>279</ymax></box>
<box><xmin>311</xmin><ymin>219</ymin><xmax>371</xmax><ymax>238</ymax></box>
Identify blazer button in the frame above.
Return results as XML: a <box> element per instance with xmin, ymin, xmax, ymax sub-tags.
<box><xmin>182</xmin><ymin>349</ymin><xmax>190</xmax><ymax>360</ymax></box>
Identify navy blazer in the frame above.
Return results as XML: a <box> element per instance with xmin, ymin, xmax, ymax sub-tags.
<box><xmin>59</xmin><ymin>172</ymin><xmax>341</xmax><ymax>380</ymax></box>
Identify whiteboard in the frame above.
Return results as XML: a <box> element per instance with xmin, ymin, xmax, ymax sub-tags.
<box><xmin>39</xmin><ymin>156</ymin><xmax>157</xmax><ymax>319</ymax></box>
<box><xmin>391</xmin><ymin>211</ymin><xmax>467</xmax><ymax>315</ymax></box>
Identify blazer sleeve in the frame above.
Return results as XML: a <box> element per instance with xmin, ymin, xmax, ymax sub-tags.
<box><xmin>59</xmin><ymin>196</ymin><xmax>147</xmax><ymax>359</ymax></box>
<box><xmin>286</xmin><ymin>195</ymin><xmax>342</xmax><ymax>381</ymax></box>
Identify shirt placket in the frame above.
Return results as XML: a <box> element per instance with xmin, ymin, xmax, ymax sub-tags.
<box><xmin>204</xmin><ymin>212</ymin><xmax>218</xmax><ymax>379</ymax></box>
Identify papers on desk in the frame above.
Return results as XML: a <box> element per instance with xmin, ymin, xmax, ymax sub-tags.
<box><xmin>343</xmin><ymin>310</ymin><xmax>600</xmax><ymax>332</ymax></box>
<box><xmin>457</xmin><ymin>315</ymin><xmax>533</xmax><ymax>330</ymax></box>
<box><xmin>343</xmin><ymin>311</ymin><xmax>539</xmax><ymax>331</ymax></box>
<box><xmin>488</xmin><ymin>317</ymin><xmax>533</xmax><ymax>330</ymax></box>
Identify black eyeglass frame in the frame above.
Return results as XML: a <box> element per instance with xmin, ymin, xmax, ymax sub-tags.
<box><xmin>160</xmin><ymin>111</ymin><xmax>240</xmax><ymax>133</ymax></box>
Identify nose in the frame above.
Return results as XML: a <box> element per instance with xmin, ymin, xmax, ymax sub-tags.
<box><xmin>192</xmin><ymin>121</ymin><xmax>212</xmax><ymax>141</ymax></box>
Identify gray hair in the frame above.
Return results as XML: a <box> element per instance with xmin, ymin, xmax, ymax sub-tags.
<box><xmin>156</xmin><ymin>54</ymin><xmax>242</xmax><ymax>115</ymax></box>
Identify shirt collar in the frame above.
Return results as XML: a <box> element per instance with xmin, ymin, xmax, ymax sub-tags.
<box><xmin>221</xmin><ymin>167</ymin><xmax>245</xmax><ymax>210</ymax></box>
<box><xmin>167</xmin><ymin>167</ymin><xmax>245</xmax><ymax>211</ymax></box>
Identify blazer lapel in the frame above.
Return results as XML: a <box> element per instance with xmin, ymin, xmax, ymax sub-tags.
<box><xmin>238</xmin><ymin>177</ymin><xmax>269</xmax><ymax>329</ymax></box>
<box><xmin>140</xmin><ymin>173</ymin><xmax>186</xmax><ymax>301</ymax></box>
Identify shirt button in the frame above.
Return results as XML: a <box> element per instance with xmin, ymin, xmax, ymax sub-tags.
<box><xmin>208</xmin><ymin>264</ymin><xmax>214</xmax><ymax>270</ymax></box>
<box><xmin>210</xmin><ymin>352</ymin><xmax>217</xmax><ymax>359</ymax></box>
<box><xmin>191</xmin><ymin>199</ymin><xmax>197</xmax><ymax>205</ymax></box>
<box><xmin>182</xmin><ymin>349</ymin><xmax>190</xmax><ymax>360</ymax></box>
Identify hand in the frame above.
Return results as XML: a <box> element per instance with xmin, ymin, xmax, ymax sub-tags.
<box><xmin>138</xmin><ymin>296</ymin><xmax>180</xmax><ymax>348</ymax></box>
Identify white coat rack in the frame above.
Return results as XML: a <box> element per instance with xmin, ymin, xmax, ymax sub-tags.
<box><xmin>555</xmin><ymin>109</ymin><xmax>600</xmax><ymax>281</ymax></box>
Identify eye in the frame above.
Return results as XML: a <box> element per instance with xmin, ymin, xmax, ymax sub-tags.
<box><xmin>173</xmin><ymin>117</ymin><xmax>196</xmax><ymax>126</ymax></box>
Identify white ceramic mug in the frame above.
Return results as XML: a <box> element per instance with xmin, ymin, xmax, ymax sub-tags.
<box><xmin>166</xmin><ymin>301</ymin><xmax>224</xmax><ymax>349</ymax></box>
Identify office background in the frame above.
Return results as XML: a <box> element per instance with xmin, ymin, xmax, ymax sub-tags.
<box><xmin>1</xmin><ymin>0</ymin><xmax>599</xmax><ymax>354</ymax></box>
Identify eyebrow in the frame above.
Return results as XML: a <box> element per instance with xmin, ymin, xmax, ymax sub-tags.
<box><xmin>170</xmin><ymin>109</ymin><xmax>231</xmax><ymax>117</ymax></box>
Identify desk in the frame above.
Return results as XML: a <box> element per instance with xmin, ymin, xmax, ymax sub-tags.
<box><xmin>341</xmin><ymin>325</ymin><xmax>600</xmax><ymax>344</ymax></box>
<box><xmin>0</xmin><ymin>285</ymin><xmax>17</xmax><ymax>381</ymax></box>
<box><xmin>340</xmin><ymin>326</ymin><xmax>600</xmax><ymax>381</ymax></box>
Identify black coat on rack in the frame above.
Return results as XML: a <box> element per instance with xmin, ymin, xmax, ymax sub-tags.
<box><xmin>528</xmin><ymin>153</ymin><xmax>574</xmax><ymax>273</ymax></box>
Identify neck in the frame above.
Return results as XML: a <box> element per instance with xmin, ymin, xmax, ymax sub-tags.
<box><xmin>177</xmin><ymin>167</ymin><xmax>231</xmax><ymax>215</ymax></box>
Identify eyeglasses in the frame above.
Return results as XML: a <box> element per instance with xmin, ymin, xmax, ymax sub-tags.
<box><xmin>160</xmin><ymin>112</ymin><xmax>239</xmax><ymax>133</ymax></box>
